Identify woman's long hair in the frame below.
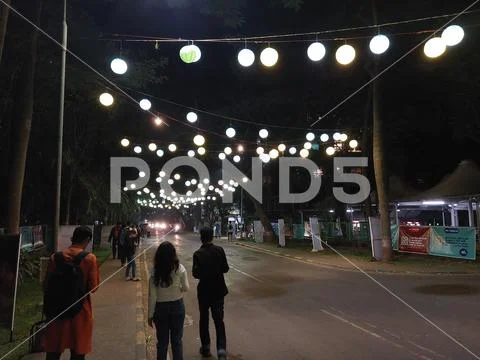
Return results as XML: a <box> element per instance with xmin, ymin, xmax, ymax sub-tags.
<box><xmin>153</xmin><ymin>241</ymin><xmax>179</xmax><ymax>287</ymax></box>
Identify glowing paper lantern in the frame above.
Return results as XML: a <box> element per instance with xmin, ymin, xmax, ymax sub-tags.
<box><xmin>218</xmin><ymin>153</ymin><xmax>226</xmax><ymax>160</ymax></box>
<box><xmin>157</xmin><ymin>150</ymin><xmax>164</xmax><ymax>157</ymax></box>
<box><xmin>168</xmin><ymin>144</ymin><xmax>177</xmax><ymax>152</ymax></box>
<box><xmin>260</xmin><ymin>153</ymin><xmax>271</xmax><ymax>163</ymax></box>
<box><xmin>259</xmin><ymin>129</ymin><xmax>269</xmax><ymax>139</ymax></box>
<box><xmin>340</xmin><ymin>134</ymin><xmax>348</xmax><ymax>142</ymax></box>
<box><xmin>269</xmin><ymin>149</ymin><xmax>279</xmax><ymax>159</ymax></box>
<box><xmin>369</xmin><ymin>35</ymin><xmax>390</xmax><ymax>55</ymax></box>
<box><xmin>233</xmin><ymin>155</ymin><xmax>241</xmax><ymax>163</ymax></box>
<box><xmin>326</xmin><ymin>147</ymin><xmax>335</xmax><ymax>156</ymax></box>
<box><xmin>424</xmin><ymin>37</ymin><xmax>446</xmax><ymax>58</ymax></box>
<box><xmin>238</xmin><ymin>48</ymin><xmax>255</xmax><ymax>67</ymax></box>
<box><xmin>148</xmin><ymin>143</ymin><xmax>157</xmax><ymax>151</ymax></box>
<box><xmin>304</xmin><ymin>142</ymin><xmax>312</xmax><ymax>150</ymax></box>
<box><xmin>110</xmin><ymin>58</ymin><xmax>128</xmax><ymax>75</ymax></box>
<box><xmin>278</xmin><ymin>144</ymin><xmax>286</xmax><ymax>152</ymax></box>
<box><xmin>306</xmin><ymin>132</ymin><xmax>315</xmax><ymax>141</ymax></box>
<box><xmin>179</xmin><ymin>44</ymin><xmax>202</xmax><ymax>63</ymax></box>
<box><xmin>336</xmin><ymin>45</ymin><xmax>356</xmax><ymax>65</ymax></box>
<box><xmin>300</xmin><ymin>149</ymin><xmax>309</xmax><ymax>158</ymax></box>
<box><xmin>442</xmin><ymin>25</ymin><xmax>464</xmax><ymax>46</ymax></box>
<box><xmin>139</xmin><ymin>99</ymin><xmax>152</xmax><ymax>111</ymax></box>
<box><xmin>333</xmin><ymin>132</ymin><xmax>342</xmax><ymax>141</ymax></box>
<box><xmin>349</xmin><ymin>140</ymin><xmax>358</xmax><ymax>149</ymax></box>
<box><xmin>224</xmin><ymin>147</ymin><xmax>232</xmax><ymax>155</ymax></box>
<box><xmin>193</xmin><ymin>135</ymin><xmax>205</xmax><ymax>146</ymax></box>
<box><xmin>134</xmin><ymin>146</ymin><xmax>142</xmax><ymax>154</ymax></box>
<box><xmin>307</xmin><ymin>42</ymin><xmax>326</xmax><ymax>62</ymax></box>
<box><xmin>289</xmin><ymin>147</ymin><xmax>297</xmax><ymax>155</ymax></box>
<box><xmin>320</xmin><ymin>134</ymin><xmax>329</xmax><ymax>142</ymax></box>
<box><xmin>99</xmin><ymin>93</ymin><xmax>114</xmax><ymax>107</ymax></box>
<box><xmin>188</xmin><ymin>150</ymin><xmax>195</xmax><ymax>157</ymax></box>
<box><xmin>256</xmin><ymin>147</ymin><xmax>265</xmax><ymax>155</ymax></box>
<box><xmin>174</xmin><ymin>173</ymin><xmax>181</xmax><ymax>180</ymax></box>
<box><xmin>260</xmin><ymin>47</ymin><xmax>279</xmax><ymax>67</ymax></box>
<box><xmin>186</xmin><ymin>112</ymin><xmax>198</xmax><ymax>123</ymax></box>
<box><xmin>197</xmin><ymin>147</ymin><xmax>206</xmax><ymax>155</ymax></box>
<box><xmin>121</xmin><ymin>138</ymin><xmax>130</xmax><ymax>147</ymax></box>
<box><xmin>226</xmin><ymin>127</ymin><xmax>236</xmax><ymax>138</ymax></box>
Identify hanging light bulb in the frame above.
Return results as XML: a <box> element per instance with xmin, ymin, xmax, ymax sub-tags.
<box><xmin>110</xmin><ymin>58</ymin><xmax>128</xmax><ymax>75</ymax></box>
<box><xmin>134</xmin><ymin>146</ymin><xmax>142</xmax><ymax>154</ymax></box>
<box><xmin>139</xmin><ymin>99</ymin><xmax>152</xmax><ymax>111</ymax></box>
<box><xmin>320</xmin><ymin>134</ymin><xmax>329</xmax><ymax>142</ymax></box>
<box><xmin>121</xmin><ymin>138</ymin><xmax>130</xmax><ymax>147</ymax></box>
<box><xmin>259</xmin><ymin>129</ymin><xmax>269</xmax><ymax>139</ymax></box>
<box><xmin>260</xmin><ymin>153</ymin><xmax>271</xmax><ymax>163</ymax></box>
<box><xmin>269</xmin><ymin>149</ymin><xmax>279</xmax><ymax>159</ymax></box>
<box><xmin>300</xmin><ymin>149</ymin><xmax>310</xmax><ymax>158</ymax></box>
<box><xmin>233</xmin><ymin>155</ymin><xmax>241</xmax><ymax>163</ymax></box>
<box><xmin>307</xmin><ymin>42</ymin><xmax>326</xmax><ymax>62</ymax></box>
<box><xmin>197</xmin><ymin>147</ymin><xmax>206</xmax><ymax>155</ymax></box>
<box><xmin>174</xmin><ymin>173</ymin><xmax>181</xmax><ymax>180</ymax></box>
<box><xmin>188</xmin><ymin>150</ymin><xmax>195</xmax><ymax>157</ymax></box>
<box><xmin>260</xmin><ymin>47</ymin><xmax>279</xmax><ymax>67</ymax></box>
<box><xmin>326</xmin><ymin>147</ymin><xmax>335</xmax><ymax>156</ymax></box>
<box><xmin>278</xmin><ymin>144</ymin><xmax>286</xmax><ymax>152</ymax></box>
<box><xmin>218</xmin><ymin>153</ymin><xmax>226</xmax><ymax>160</ymax></box>
<box><xmin>349</xmin><ymin>140</ymin><xmax>358</xmax><ymax>149</ymax></box>
<box><xmin>333</xmin><ymin>132</ymin><xmax>342</xmax><ymax>141</ymax></box>
<box><xmin>304</xmin><ymin>142</ymin><xmax>312</xmax><ymax>150</ymax></box>
<box><xmin>306</xmin><ymin>132</ymin><xmax>315</xmax><ymax>141</ymax></box>
<box><xmin>238</xmin><ymin>48</ymin><xmax>255</xmax><ymax>67</ymax></box>
<box><xmin>148</xmin><ymin>143</ymin><xmax>157</xmax><ymax>151</ymax></box>
<box><xmin>156</xmin><ymin>149</ymin><xmax>164</xmax><ymax>157</ymax></box>
<box><xmin>193</xmin><ymin>135</ymin><xmax>205</xmax><ymax>146</ymax></box>
<box><xmin>424</xmin><ymin>37</ymin><xmax>446</xmax><ymax>58</ymax></box>
<box><xmin>168</xmin><ymin>144</ymin><xmax>177</xmax><ymax>152</ymax></box>
<box><xmin>442</xmin><ymin>25</ymin><xmax>464</xmax><ymax>46</ymax></box>
<box><xmin>237</xmin><ymin>144</ymin><xmax>244</xmax><ymax>153</ymax></box>
<box><xmin>99</xmin><ymin>93</ymin><xmax>114</xmax><ymax>107</ymax></box>
<box><xmin>369</xmin><ymin>34</ymin><xmax>390</xmax><ymax>55</ymax></box>
<box><xmin>179</xmin><ymin>44</ymin><xmax>202</xmax><ymax>63</ymax></box>
<box><xmin>289</xmin><ymin>147</ymin><xmax>297</xmax><ymax>155</ymax></box>
<box><xmin>154</xmin><ymin>117</ymin><xmax>163</xmax><ymax>126</ymax></box>
<box><xmin>226</xmin><ymin>127</ymin><xmax>236</xmax><ymax>138</ymax></box>
<box><xmin>256</xmin><ymin>147</ymin><xmax>264</xmax><ymax>155</ymax></box>
<box><xmin>336</xmin><ymin>44</ymin><xmax>356</xmax><ymax>65</ymax></box>
<box><xmin>224</xmin><ymin>147</ymin><xmax>232</xmax><ymax>155</ymax></box>
<box><xmin>340</xmin><ymin>134</ymin><xmax>348</xmax><ymax>142</ymax></box>
<box><xmin>186</xmin><ymin>112</ymin><xmax>198</xmax><ymax>123</ymax></box>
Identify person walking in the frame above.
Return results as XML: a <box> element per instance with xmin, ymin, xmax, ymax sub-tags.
<box><xmin>43</xmin><ymin>226</ymin><xmax>99</xmax><ymax>360</ymax></box>
<box><xmin>108</xmin><ymin>222</ymin><xmax>122</xmax><ymax>260</ymax></box>
<box><xmin>125</xmin><ymin>226</ymin><xmax>140</xmax><ymax>281</ymax></box>
<box><xmin>118</xmin><ymin>224</ymin><xmax>128</xmax><ymax>266</ymax></box>
<box><xmin>227</xmin><ymin>223</ymin><xmax>233</xmax><ymax>242</ymax></box>
<box><xmin>148</xmin><ymin>242</ymin><xmax>189</xmax><ymax>360</ymax></box>
<box><xmin>193</xmin><ymin>227</ymin><xmax>229</xmax><ymax>360</ymax></box>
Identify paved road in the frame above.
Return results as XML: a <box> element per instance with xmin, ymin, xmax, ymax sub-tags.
<box><xmin>142</xmin><ymin>232</ymin><xmax>480</xmax><ymax>360</ymax></box>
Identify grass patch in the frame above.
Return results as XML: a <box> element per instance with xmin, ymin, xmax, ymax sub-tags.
<box><xmin>93</xmin><ymin>247</ymin><xmax>111</xmax><ymax>265</ymax></box>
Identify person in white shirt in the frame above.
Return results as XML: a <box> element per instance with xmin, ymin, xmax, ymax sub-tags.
<box><xmin>148</xmin><ymin>241</ymin><xmax>189</xmax><ymax>360</ymax></box>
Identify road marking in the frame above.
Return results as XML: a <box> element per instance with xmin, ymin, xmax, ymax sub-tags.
<box><xmin>408</xmin><ymin>341</ymin><xmax>447</xmax><ymax>359</ymax></box>
<box><xmin>230</xmin><ymin>264</ymin><xmax>265</xmax><ymax>283</ymax></box>
<box><xmin>364</xmin><ymin>322</ymin><xmax>378</xmax><ymax>329</ymax></box>
<box><xmin>383</xmin><ymin>329</ymin><xmax>401</xmax><ymax>340</ymax></box>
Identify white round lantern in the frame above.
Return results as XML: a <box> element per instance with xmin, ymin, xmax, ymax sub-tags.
<box><xmin>157</xmin><ymin>149</ymin><xmax>164</xmax><ymax>157</ymax></box>
<box><xmin>99</xmin><ymin>93</ymin><xmax>114</xmax><ymax>107</ymax></box>
<box><xmin>188</xmin><ymin>150</ymin><xmax>195</xmax><ymax>157</ymax></box>
<box><xmin>134</xmin><ymin>146</ymin><xmax>142</xmax><ymax>154</ymax></box>
<box><xmin>369</xmin><ymin>35</ymin><xmax>390</xmax><ymax>55</ymax></box>
<box><xmin>224</xmin><ymin>147</ymin><xmax>232</xmax><ymax>155</ymax></box>
<box><xmin>289</xmin><ymin>147</ymin><xmax>297</xmax><ymax>155</ymax></box>
<box><xmin>307</xmin><ymin>42</ymin><xmax>326</xmax><ymax>62</ymax></box>
<box><xmin>278</xmin><ymin>144</ymin><xmax>286</xmax><ymax>152</ymax></box>
<box><xmin>304</xmin><ymin>142</ymin><xmax>312</xmax><ymax>150</ymax></box>
<box><xmin>442</xmin><ymin>25</ymin><xmax>464</xmax><ymax>47</ymax></box>
<box><xmin>260</xmin><ymin>153</ymin><xmax>271</xmax><ymax>163</ymax></box>
<box><xmin>168</xmin><ymin>144</ymin><xmax>177</xmax><ymax>152</ymax></box>
<box><xmin>269</xmin><ymin>149</ymin><xmax>279</xmax><ymax>159</ymax></box>
<box><xmin>218</xmin><ymin>153</ymin><xmax>226</xmax><ymax>160</ymax></box>
<box><xmin>179</xmin><ymin>44</ymin><xmax>202</xmax><ymax>63</ymax></box>
<box><xmin>238</xmin><ymin>48</ymin><xmax>255</xmax><ymax>67</ymax></box>
<box><xmin>139</xmin><ymin>99</ymin><xmax>152</xmax><ymax>111</ymax></box>
<box><xmin>260</xmin><ymin>47</ymin><xmax>279</xmax><ymax>67</ymax></box>
<box><xmin>110</xmin><ymin>58</ymin><xmax>128</xmax><ymax>75</ymax></box>
<box><xmin>326</xmin><ymin>147</ymin><xmax>335</xmax><ymax>156</ymax></box>
<box><xmin>424</xmin><ymin>37</ymin><xmax>446</xmax><ymax>58</ymax></box>
<box><xmin>121</xmin><ymin>138</ymin><xmax>130</xmax><ymax>147</ymax></box>
<box><xmin>336</xmin><ymin>44</ymin><xmax>356</xmax><ymax>65</ymax></box>
<box><xmin>259</xmin><ymin>129</ymin><xmax>269</xmax><ymax>139</ymax></box>
<box><xmin>193</xmin><ymin>135</ymin><xmax>206</xmax><ymax>146</ymax></box>
<box><xmin>340</xmin><ymin>134</ymin><xmax>348</xmax><ymax>142</ymax></box>
<box><xmin>154</xmin><ymin>117</ymin><xmax>163</xmax><ymax>126</ymax></box>
<box><xmin>349</xmin><ymin>140</ymin><xmax>359</xmax><ymax>149</ymax></box>
<box><xmin>226</xmin><ymin>127</ymin><xmax>236</xmax><ymax>138</ymax></box>
<box><xmin>186</xmin><ymin>112</ymin><xmax>198</xmax><ymax>123</ymax></box>
<box><xmin>333</xmin><ymin>132</ymin><xmax>342</xmax><ymax>141</ymax></box>
<box><xmin>300</xmin><ymin>149</ymin><xmax>309</xmax><ymax>158</ymax></box>
<box><xmin>306</xmin><ymin>132</ymin><xmax>315</xmax><ymax>141</ymax></box>
<box><xmin>174</xmin><ymin>173</ymin><xmax>181</xmax><ymax>180</ymax></box>
<box><xmin>197</xmin><ymin>147</ymin><xmax>206</xmax><ymax>155</ymax></box>
<box><xmin>148</xmin><ymin>143</ymin><xmax>157</xmax><ymax>151</ymax></box>
<box><xmin>233</xmin><ymin>155</ymin><xmax>241</xmax><ymax>163</ymax></box>
<box><xmin>320</xmin><ymin>134</ymin><xmax>329</xmax><ymax>142</ymax></box>
<box><xmin>256</xmin><ymin>147</ymin><xmax>264</xmax><ymax>155</ymax></box>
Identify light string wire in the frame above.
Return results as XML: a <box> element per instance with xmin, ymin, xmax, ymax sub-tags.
<box><xmin>310</xmin><ymin>0</ymin><xmax>480</xmax><ymax>127</ymax></box>
<box><xmin>102</xmin><ymin>8</ymin><xmax>480</xmax><ymax>43</ymax></box>
<box><xmin>0</xmin><ymin>229</ymin><xmax>175</xmax><ymax>360</ymax></box>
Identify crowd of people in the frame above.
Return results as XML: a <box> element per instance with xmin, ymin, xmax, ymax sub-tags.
<box><xmin>42</xmin><ymin>225</ymin><xmax>229</xmax><ymax>360</ymax></box>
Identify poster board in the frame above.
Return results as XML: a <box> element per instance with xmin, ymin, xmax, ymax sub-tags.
<box><xmin>398</xmin><ymin>226</ymin><xmax>430</xmax><ymax>254</ymax></box>
<box><xmin>278</xmin><ymin>219</ymin><xmax>285</xmax><ymax>248</ymax></box>
<box><xmin>58</xmin><ymin>225</ymin><xmax>94</xmax><ymax>252</ymax></box>
<box><xmin>368</xmin><ymin>217</ymin><xmax>383</xmax><ymax>260</ymax></box>
<box><xmin>309</xmin><ymin>217</ymin><xmax>324</xmax><ymax>252</ymax></box>
<box><xmin>430</xmin><ymin>227</ymin><xmax>476</xmax><ymax>260</ymax></box>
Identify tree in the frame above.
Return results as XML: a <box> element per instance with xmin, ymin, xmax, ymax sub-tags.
<box><xmin>0</xmin><ymin>0</ymin><xmax>10</xmax><ymax>64</ymax></box>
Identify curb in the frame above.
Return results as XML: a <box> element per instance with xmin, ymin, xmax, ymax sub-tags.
<box><xmin>234</xmin><ymin>242</ymin><xmax>480</xmax><ymax>276</ymax></box>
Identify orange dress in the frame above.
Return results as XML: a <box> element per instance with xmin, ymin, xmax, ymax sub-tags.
<box><xmin>43</xmin><ymin>245</ymin><xmax>100</xmax><ymax>355</ymax></box>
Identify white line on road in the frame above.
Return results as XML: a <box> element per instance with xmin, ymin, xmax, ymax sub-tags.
<box><xmin>408</xmin><ymin>341</ymin><xmax>448</xmax><ymax>359</ymax></box>
<box><xmin>229</xmin><ymin>264</ymin><xmax>265</xmax><ymax>283</ymax></box>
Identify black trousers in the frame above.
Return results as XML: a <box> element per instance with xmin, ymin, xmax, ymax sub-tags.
<box><xmin>46</xmin><ymin>351</ymin><xmax>85</xmax><ymax>360</ymax></box>
<box><xmin>198</xmin><ymin>297</ymin><xmax>226</xmax><ymax>353</ymax></box>
<box><xmin>111</xmin><ymin>238</ymin><xmax>118</xmax><ymax>259</ymax></box>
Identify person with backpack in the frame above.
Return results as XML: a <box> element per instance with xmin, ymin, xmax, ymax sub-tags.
<box><xmin>125</xmin><ymin>226</ymin><xmax>140</xmax><ymax>281</ymax></box>
<box><xmin>108</xmin><ymin>222</ymin><xmax>122</xmax><ymax>260</ymax></box>
<box><xmin>118</xmin><ymin>224</ymin><xmax>128</xmax><ymax>267</ymax></box>
<box><xmin>148</xmin><ymin>241</ymin><xmax>189</xmax><ymax>360</ymax></box>
<box><xmin>43</xmin><ymin>226</ymin><xmax>99</xmax><ymax>360</ymax></box>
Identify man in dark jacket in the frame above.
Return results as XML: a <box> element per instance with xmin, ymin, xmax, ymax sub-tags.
<box><xmin>193</xmin><ymin>227</ymin><xmax>229</xmax><ymax>360</ymax></box>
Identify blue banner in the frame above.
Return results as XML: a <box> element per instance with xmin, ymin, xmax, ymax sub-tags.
<box><xmin>429</xmin><ymin>227</ymin><xmax>476</xmax><ymax>260</ymax></box>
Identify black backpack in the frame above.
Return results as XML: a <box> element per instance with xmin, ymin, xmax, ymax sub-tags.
<box><xmin>43</xmin><ymin>251</ymin><xmax>89</xmax><ymax>320</ymax></box>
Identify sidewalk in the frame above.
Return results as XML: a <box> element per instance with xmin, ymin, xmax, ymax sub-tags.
<box><xmin>235</xmin><ymin>240</ymin><xmax>480</xmax><ymax>276</ymax></box>
<box><xmin>23</xmin><ymin>256</ymin><xmax>147</xmax><ymax>360</ymax></box>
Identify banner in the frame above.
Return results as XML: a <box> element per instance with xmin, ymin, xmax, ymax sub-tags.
<box><xmin>278</xmin><ymin>219</ymin><xmax>285</xmax><ymax>248</ymax></box>
<box><xmin>58</xmin><ymin>225</ymin><xmax>94</xmax><ymax>252</ymax></box>
<box><xmin>399</xmin><ymin>226</ymin><xmax>430</xmax><ymax>254</ymax></box>
<box><xmin>391</xmin><ymin>224</ymin><xmax>399</xmax><ymax>251</ymax></box>
<box><xmin>430</xmin><ymin>227</ymin><xmax>476</xmax><ymax>260</ymax></box>
<box><xmin>253</xmin><ymin>221</ymin><xmax>263</xmax><ymax>243</ymax></box>
<box><xmin>310</xmin><ymin>217</ymin><xmax>324</xmax><ymax>252</ymax></box>
<box><xmin>32</xmin><ymin>225</ymin><xmax>44</xmax><ymax>247</ymax></box>
<box><xmin>0</xmin><ymin>234</ymin><xmax>21</xmax><ymax>332</ymax></box>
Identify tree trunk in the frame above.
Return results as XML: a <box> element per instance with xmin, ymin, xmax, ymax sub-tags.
<box><xmin>6</xmin><ymin>0</ymin><xmax>42</xmax><ymax>234</ymax></box>
<box><xmin>362</xmin><ymin>86</ymin><xmax>373</xmax><ymax>219</ymax></box>
<box><xmin>372</xmin><ymin>77</ymin><xmax>392</xmax><ymax>261</ymax></box>
<box><xmin>0</xmin><ymin>0</ymin><xmax>11</xmax><ymax>64</ymax></box>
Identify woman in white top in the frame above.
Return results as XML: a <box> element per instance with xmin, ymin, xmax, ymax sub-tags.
<box><xmin>148</xmin><ymin>241</ymin><xmax>189</xmax><ymax>360</ymax></box>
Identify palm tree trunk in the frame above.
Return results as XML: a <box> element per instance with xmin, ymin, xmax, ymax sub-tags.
<box><xmin>0</xmin><ymin>0</ymin><xmax>11</xmax><ymax>64</ymax></box>
<box><xmin>6</xmin><ymin>0</ymin><xmax>42</xmax><ymax>234</ymax></box>
<box><xmin>372</xmin><ymin>77</ymin><xmax>392</xmax><ymax>261</ymax></box>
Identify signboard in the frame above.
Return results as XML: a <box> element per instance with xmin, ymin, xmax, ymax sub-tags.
<box><xmin>58</xmin><ymin>225</ymin><xmax>94</xmax><ymax>252</ymax></box>
<box><xmin>310</xmin><ymin>217</ymin><xmax>324</xmax><ymax>252</ymax></box>
<box><xmin>253</xmin><ymin>221</ymin><xmax>263</xmax><ymax>243</ymax></box>
<box><xmin>398</xmin><ymin>226</ymin><xmax>430</xmax><ymax>254</ymax></box>
<box><xmin>278</xmin><ymin>219</ymin><xmax>285</xmax><ymax>248</ymax></box>
<box><xmin>391</xmin><ymin>224</ymin><xmax>399</xmax><ymax>251</ymax></box>
<box><xmin>368</xmin><ymin>217</ymin><xmax>382</xmax><ymax>260</ymax></box>
<box><xmin>430</xmin><ymin>227</ymin><xmax>476</xmax><ymax>260</ymax></box>
<box><xmin>0</xmin><ymin>234</ymin><xmax>21</xmax><ymax>336</ymax></box>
